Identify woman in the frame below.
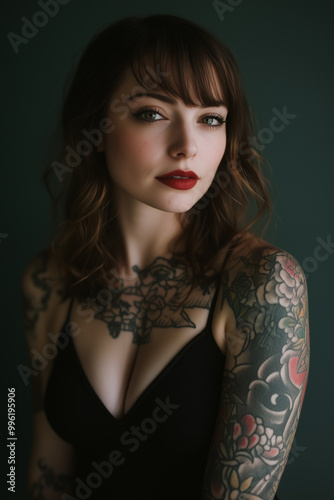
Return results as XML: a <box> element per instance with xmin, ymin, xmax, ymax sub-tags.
<box><xmin>21</xmin><ymin>14</ymin><xmax>309</xmax><ymax>500</ymax></box>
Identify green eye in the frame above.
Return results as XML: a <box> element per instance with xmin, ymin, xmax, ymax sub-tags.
<box><xmin>201</xmin><ymin>115</ymin><xmax>226</xmax><ymax>128</ymax></box>
<box><xmin>133</xmin><ymin>108</ymin><xmax>165</xmax><ymax>122</ymax></box>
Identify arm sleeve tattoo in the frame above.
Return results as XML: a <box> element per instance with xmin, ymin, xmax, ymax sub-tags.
<box><xmin>28</xmin><ymin>457</ymin><xmax>73</xmax><ymax>499</ymax></box>
<box><xmin>21</xmin><ymin>250</ymin><xmax>63</xmax><ymax>340</ymax></box>
<box><xmin>203</xmin><ymin>247</ymin><xmax>310</xmax><ymax>500</ymax></box>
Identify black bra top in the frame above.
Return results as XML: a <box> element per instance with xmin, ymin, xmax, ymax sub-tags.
<box><xmin>44</xmin><ymin>280</ymin><xmax>225</xmax><ymax>499</ymax></box>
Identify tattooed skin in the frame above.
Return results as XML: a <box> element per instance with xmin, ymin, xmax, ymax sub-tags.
<box><xmin>28</xmin><ymin>458</ymin><xmax>73</xmax><ymax>499</ymax></box>
<box><xmin>91</xmin><ymin>256</ymin><xmax>214</xmax><ymax>344</ymax></box>
<box><xmin>203</xmin><ymin>247</ymin><xmax>309</xmax><ymax>500</ymax></box>
<box><xmin>21</xmin><ymin>250</ymin><xmax>61</xmax><ymax>338</ymax></box>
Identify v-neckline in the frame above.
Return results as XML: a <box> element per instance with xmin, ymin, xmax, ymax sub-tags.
<box><xmin>67</xmin><ymin>283</ymin><xmax>223</xmax><ymax>423</ymax></box>
<box><xmin>69</xmin><ymin>323</ymin><xmax>222</xmax><ymax>424</ymax></box>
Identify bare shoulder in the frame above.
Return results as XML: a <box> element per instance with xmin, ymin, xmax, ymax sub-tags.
<box><xmin>225</xmin><ymin>232</ymin><xmax>305</xmax><ymax>283</ymax></box>
<box><xmin>219</xmin><ymin>232</ymin><xmax>309</xmax><ymax>359</ymax></box>
<box><xmin>21</xmin><ymin>248</ymin><xmax>71</xmax><ymax>343</ymax></box>
<box><xmin>21</xmin><ymin>248</ymin><xmax>63</xmax><ymax>300</ymax></box>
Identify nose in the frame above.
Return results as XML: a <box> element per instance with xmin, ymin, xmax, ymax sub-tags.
<box><xmin>167</xmin><ymin>121</ymin><xmax>198</xmax><ymax>159</ymax></box>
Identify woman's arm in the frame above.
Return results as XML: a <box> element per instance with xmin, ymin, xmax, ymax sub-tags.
<box><xmin>28</xmin><ymin>414</ymin><xmax>75</xmax><ymax>499</ymax></box>
<box><xmin>21</xmin><ymin>251</ymin><xmax>77</xmax><ymax>499</ymax></box>
<box><xmin>203</xmin><ymin>246</ymin><xmax>310</xmax><ymax>500</ymax></box>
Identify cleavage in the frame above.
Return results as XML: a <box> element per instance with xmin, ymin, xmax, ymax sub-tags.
<box><xmin>69</xmin><ymin>280</ymin><xmax>216</xmax><ymax>420</ymax></box>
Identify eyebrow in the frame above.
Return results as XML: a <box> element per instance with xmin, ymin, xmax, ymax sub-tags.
<box><xmin>125</xmin><ymin>92</ymin><xmax>227</xmax><ymax>108</ymax></box>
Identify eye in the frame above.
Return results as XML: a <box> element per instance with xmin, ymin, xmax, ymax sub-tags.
<box><xmin>132</xmin><ymin>107</ymin><xmax>165</xmax><ymax>123</ymax></box>
<box><xmin>200</xmin><ymin>114</ymin><xmax>226</xmax><ymax>129</ymax></box>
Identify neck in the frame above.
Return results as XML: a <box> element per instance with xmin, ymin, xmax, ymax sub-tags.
<box><xmin>113</xmin><ymin>189</ymin><xmax>186</xmax><ymax>276</ymax></box>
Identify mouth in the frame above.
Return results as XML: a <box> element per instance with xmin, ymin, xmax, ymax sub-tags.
<box><xmin>156</xmin><ymin>169</ymin><xmax>199</xmax><ymax>180</ymax></box>
<box><xmin>155</xmin><ymin>169</ymin><xmax>199</xmax><ymax>190</ymax></box>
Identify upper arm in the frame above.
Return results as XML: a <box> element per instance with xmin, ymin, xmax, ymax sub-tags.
<box><xmin>21</xmin><ymin>250</ymin><xmax>77</xmax><ymax>498</ymax></box>
<box><xmin>203</xmin><ymin>246</ymin><xmax>310</xmax><ymax>500</ymax></box>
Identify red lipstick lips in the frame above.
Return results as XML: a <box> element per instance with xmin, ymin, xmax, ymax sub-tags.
<box><xmin>155</xmin><ymin>169</ymin><xmax>199</xmax><ymax>190</ymax></box>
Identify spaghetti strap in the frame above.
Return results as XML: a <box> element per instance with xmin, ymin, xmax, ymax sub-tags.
<box><xmin>55</xmin><ymin>296</ymin><xmax>75</xmax><ymax>349</ymax></box>
<box><xmin>207</xmin><ymin>282</ymin><xmax>221</xmax><ymax>325</ymax></box>
<box><xmin>207</xmin><ymin>235</ymin><xmax>243</xmax><ymax>323</ymax></box>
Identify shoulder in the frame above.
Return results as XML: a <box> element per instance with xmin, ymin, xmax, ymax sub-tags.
<box><xmin>218</xmin><ymin>232</ymin><xmax>309</xmax><ymax>355</ymax></box>
<box><xmin>224</xmin><ymin>232</ymin><xmax>306</xmax><ymax>289</ymax></box>
<box><xmin>21</xmin><ymin>248</ymin><xmax>62</xmax><ymax>298</ymax></box>
<box><xmin>21</xmin><ymin>248</ymin><xmax>71</xmax><ymax>343</ymax></box>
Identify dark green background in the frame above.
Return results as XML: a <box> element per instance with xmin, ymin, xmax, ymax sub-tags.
<box><xmin>2</xmin><ymin>1</ymin><xmax>333</xmax><ymax>498</ymax></box>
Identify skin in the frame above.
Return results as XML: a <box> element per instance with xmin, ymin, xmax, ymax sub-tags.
<box><xmin>28</xmin><ymin>457</ymin><xmax>73</xmax><ymax>500</ymax></box>
<box><xmin>92</xmin><ymin>255</ymin><xmax>215</xmax><ymax>345</ymax></box>
<box><xmin>21</xmin><ymin>250</ymin><xmax>60</xmax><ymax>339</ymax></box>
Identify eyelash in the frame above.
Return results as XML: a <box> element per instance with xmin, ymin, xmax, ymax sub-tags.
<box><xmin>132</xmin><ymin>107</ymin><xmax>226</xmax><ymax>129</ymax></box>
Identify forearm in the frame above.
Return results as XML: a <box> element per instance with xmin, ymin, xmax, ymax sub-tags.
<box><xmin>202</xmin><ymin>427</ymin><xmax>285</xmax><ymax>500</ymax></box>
<box><xmin>27</xmin><ymin>415</ymin><xmax>77</xmax><ymax>500</ymax></box>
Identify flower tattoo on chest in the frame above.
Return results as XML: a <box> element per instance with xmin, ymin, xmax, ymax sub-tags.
<box><xmin>88</xmin><ymin>257</ymin><xmax>215</xmax><ymax>344</ymax></box>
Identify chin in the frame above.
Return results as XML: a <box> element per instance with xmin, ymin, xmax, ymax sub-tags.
<box><xmin>159</xmin><ymin>193</ymin><xmax>202</xmax><ymax>213</ymax></box>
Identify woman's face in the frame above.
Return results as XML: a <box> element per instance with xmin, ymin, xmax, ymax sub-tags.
<box><xmin>99</xmin><ymin>66</ymin><xmax>228</xmax><ymax>214</ymax></box>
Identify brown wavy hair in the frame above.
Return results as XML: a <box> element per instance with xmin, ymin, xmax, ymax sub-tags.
<box><xmin>44</xmin><ymin>14</ymin><xmax>272</xmax><ymax>302</ymax></box>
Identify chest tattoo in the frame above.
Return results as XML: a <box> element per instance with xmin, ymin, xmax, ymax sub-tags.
<box><xmin>92</xmin><ymin>257</ymin><xmax>214</xmax><ymax>344</ymax></box>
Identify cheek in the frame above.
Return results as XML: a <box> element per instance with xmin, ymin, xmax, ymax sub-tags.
<box><xmin>104</xmin><ymin>127</ymin><xmax>161</xmax><ymax>167</ymax></box>
<box><xmin>207</xmin><ymin>135</ymin><xmax>227</xmax><ymax>171</ymax></box>
<box><xmin>216</xmin><ymin>134</ymin><xmax>227</xmax><ymax>157</ymax></box>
